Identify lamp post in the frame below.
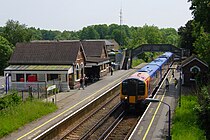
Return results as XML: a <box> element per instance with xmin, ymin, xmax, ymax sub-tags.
<box><xmin>145</xmin><ymin>98</ymin><xmax>171</xmax><ymax>140</ymax></box>
<box><xmin>179</xmin><ymin>70</ymin><xmax>182</xmax><ymax>107</ymax></box>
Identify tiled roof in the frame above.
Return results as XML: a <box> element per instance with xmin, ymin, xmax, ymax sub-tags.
<box><xmin>5</xmin><ymin>65</ymin><xmax>71</xmax><ymax>71</ymax></box>
<box><xmin>81</xmin><ymin>40</ymin><xmax>106</xmax><ymax>57</ymax></box>
<box><xmin>9</xmin><ymin>41</ymin><xmax>82</xmax><ymax>65</ymax></box>
<box><xmin>86</xmin><ymin>57</ymin><xmax>110</xmax><ymax>63</ymax></box>
<box><xmin>182</xmin><ymin>54</ymin><xmax>208</xmax><ymax>68</ymax></box>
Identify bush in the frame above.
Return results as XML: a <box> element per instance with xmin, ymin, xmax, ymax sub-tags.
<box><xmin>194</xmin><ymin>86</ymin><xmax>210</xmax><ymax>139</ymax></box>
<box><xmin>0</xmin><ymin>91</ymin><xmax>21</xmax><ymax>110</ymax></box>
<box><xmin>172</xmin><ymin>95</ymin><xmax>206</xmax><ymax>140</ymax></box>
<box><xmin>132</xmin><ymin>59</ymin><xmax>144</xmax><ymax>67</ymax></box>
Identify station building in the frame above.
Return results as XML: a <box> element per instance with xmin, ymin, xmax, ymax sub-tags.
<box><xmin>4</xmin><ymin>40</ymin><xmax>115</xmax><ymax>92</ymax></box>
<box><xmin>181</xmin><ymin>55</ymin><xmax>208</xmax><ymax>86</ymax></box>
<box><xmin>81</xmin><ymin>40</ymin><xmax>110</xmax><ymax>81</ymax></box>
<box><xmin>4</xmin><ymin>41</ymin><xmax>86</xmax><ymax>91</ymax></box>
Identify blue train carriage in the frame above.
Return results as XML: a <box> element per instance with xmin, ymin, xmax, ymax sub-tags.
<box><xmin>138</xmin><ymin>64</ymin><xmax>161</xmax><ymax>97</ymax></box>
<box><xmin>149</xmin><ymin>57</ymin><xmax>168</xmax><ymax>80</ymax></box>
<box><xmin>159</xmin><ymin>52</ymin><xmax>174</xmax><ymax>67</ymax></box>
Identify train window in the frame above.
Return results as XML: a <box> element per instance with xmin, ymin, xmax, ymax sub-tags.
<box><xmin>122</xmin><ymin>81</ymin><xmax>128</xmax><ymax>95</ymax></box>
<box><xmin>122</xmin><ymin>79</ymin><xmax>145</xmax><ymax>96</ymax></box>
<box><xmin>138</xmin><ymin>81</ymin><xmax>145</xmax><ymax>95</ymax></box>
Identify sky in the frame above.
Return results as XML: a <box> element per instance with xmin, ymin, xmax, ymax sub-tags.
<box><xmin>0</xmin><ymin>0</ymin><xmax>192</xmax><ymax>31</ymax></box>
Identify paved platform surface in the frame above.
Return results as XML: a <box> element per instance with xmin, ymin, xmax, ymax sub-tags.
<box><xmin>129</xmin><ymin>65</ymin><xmax>180</xmax><ymax>140</ymax></box>
<box><xmin>2</xmin><ymin>66</ymin><xmax>142</xmax><ymax>140</ymax></box>
<box><xmin>2</xmin><ymin>64</ymin><xmax>180</xmax><ymax>140</ymax></box>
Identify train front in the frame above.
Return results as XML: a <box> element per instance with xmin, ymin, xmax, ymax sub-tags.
<box><xmin>120</xmin><ymin>72</ymin><xmax>150</xmax><ymax>111</ymax></box>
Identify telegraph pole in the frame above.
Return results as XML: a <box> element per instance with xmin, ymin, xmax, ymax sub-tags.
<box><xmin>120</xmin><ymin>1</ymin><xmax>123</xmax><ymax>47</ymax></box>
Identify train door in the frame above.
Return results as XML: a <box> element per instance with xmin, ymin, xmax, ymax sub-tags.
<box><xmin>147</xmin><ymin>79</ymin><xmax>153</xmax><ymax>98</ymax></box>
<box><xmin>128</xmin><ymin>79</ymin><xmax>138</xmax><ymax>104</ymax></box>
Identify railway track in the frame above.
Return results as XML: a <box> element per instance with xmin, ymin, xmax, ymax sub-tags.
<box><xmin>59</xmin><ymin>92</ymin><xmax>121</xmax><ymax>140</ymax></box>
<box><xmin>60</xmin><ymin>96</ymin><xmax>141</xmax><ymax>140</ymax></box>
<box><xmin>34</xmin><ymin>64</ymin><xmax>174</xmax><ymax>140</ymax></box>
<box><xmin>103</xmin><ymin>114</ymin><xmax>141</xmax><ymax>140</ymax></box>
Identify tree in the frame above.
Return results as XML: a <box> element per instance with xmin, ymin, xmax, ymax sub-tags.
<box><xmin>194</xmin><ymin>28</ymin><xmax>210</xmax><ymax>65</ymax></box>
<box><xmin>55</xmin><ymin>30</ymin><xmax>79</xmax><ymax>40</ymax></box>
<box><xmin>128</xmin><ymin>27</ymin><xmax>147</xmax><ymax>49</ymax></box>
<box><xmin>178</xmin><ymin>20</ymin><xmax>196</xmax><ymax>54</ymax></box>
<box><xmin>111</xmin><ymin>28</ymin><xmax>128</xmax><ymax>46</ymax></box>
<box><xmin>27</xmin><ymin>27</ymin><xmax>42</xmax><ymax>41</ymax></box>
<box><xmin>94</xmin><ymin>24</ymin><xmax>109</xmax><ymax>39</ymax></box>
<box><xmin>0</xmin><ymin>36</ymin><xmax>13</xmax><ymax>75</ymax></box>
<box><xmin>80</xmin><ymin>26</ymin><xmax>100</xmax><ymax>40</ymax></box>
<box><xmin>160</xmin><ymin>28</ymin><xmax>179</xmax><ymax>46</ymax></box>
<box><xmin>140</xmin><ymin>25</ymin><xmax>162</xmax><ymax>44</ymax></box>
<box><xmin>2</xmin><ymin>20</ymin><xmax>31</xmax><ymax>45</ymax></box>
<box><xmin>41</xmin><ymin>29</ymin><xmax>61</xmax><ymax>40</ymax></box>
<box><xmin>188</xmin><ymin>0</ymin><xmax>210</xmax><ymax>33</ymax></box>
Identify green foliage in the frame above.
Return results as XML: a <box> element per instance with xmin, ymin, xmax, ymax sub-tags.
<box><xmin>188</xmin><ymin>0</ymin><xmax>210</xmax><ymax>33</ymax></box>
<box><xmin>2</xmin><ymin>20</ymin><xmax>31</xmax><ymax>45</ymax></box>
<box><xmin>94</xmin><ymin>24</ymin><xmax>109</xmax><ymax>39</ymax></box>
<box><xmin>179</xmin><ymin>0</ymin><xmax>210</xmax><ymax>65</ymax></box>
<box><xmin>111</xmin><ymin>28</ymin><xmax>128</xmax><ymax>46</ymax></box>
<box><xmin>178</xmin><ymin>20</ymin><xmax>196</xmax><ymax>53</ymax></box>
<box><xmin>28</xmin><ymin>27</ymin><xmax>42</xmax><ymax>40</ymax></box>
<box><xmin>172</xmin><ymin>95</ymin><xmax>206</xmax><ymax>140</ymax></box>
<box><xmin>40</xmin><ymin>29</ymin><xmax>61</xmax><ymax>40</ymax></box>
<box><xmin>194</xmin><ymin>86</ymin><xmax>210</xmax><ymax>139</ymax></box>
<box><xmin>80</xmin><ymin>26</ymin><xmax>100</xmax><ymax>40</ymax></box>
<box><xmin>194</xmin><ymin>28</ymin><xmax>210</xmax><ymax>65</ymax></box>
<box><xmin>140</xmin><ymin>25</ymin><xmax>162</xmax><ymax>44</ymax></box>
<box><xmin>0</xmin><ymin>20</ymin><xmax>180</xmax><ymax>50</ymax></box>
<box><xmin>0</xmin><ymin>91</ymin><xmax>21</xmax><ymax>110</ymax></box>
<box><xmin>132</xmin><ymin>59</ymin><xmax>144</xmax><ymax>67</ymax></box>
<box><xmin>0</xmin><ymin>36</ymin><xmax>13</xmax><ymax>75</ymax></box>
<box><xmin>160</xmin><ymin>28</ymin><xmax>179</xmax><ymax>46</ymax></box>
<box><xmin>128</xmin><ymin>25</ymin><xmax>180</xmax><ymax>50</ymax></box>
<box><xmin>0</xmin><ymin>100</ymin><xmax>57</xmax><ymax>138</ymax></box>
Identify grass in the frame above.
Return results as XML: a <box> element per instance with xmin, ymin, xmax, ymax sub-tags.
<box><xmin>0</xmin><ymin>100</ymin><xmax>57</xmax><ymax>138</ymax></box>
<box><xmin>172</xmin><ymin>95</ymin><xmax>206</xmax><ymax>140</ymax></box>
<box><xmin>132</xmin><ymin>59</ymin><xmax>144</xmax><ymax>67</ymax></box>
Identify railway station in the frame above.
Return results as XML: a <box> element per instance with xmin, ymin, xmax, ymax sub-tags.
<box><xmin>2</xmin><ymin>39</ymin><xmax>187</xmax><ymax>140</ymax></box>
<box><xmin>1</xmin><ymin>64</ymin><xmax>138</xmax><ymax>140</ymax></box>
<box><xmin>1</xmin><ymin>61</ymin><xmax>182</xmax><ymax>140</ymax></box>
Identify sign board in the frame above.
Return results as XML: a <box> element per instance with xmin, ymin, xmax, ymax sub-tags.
<box><xmin>47</xmin><ymin>85</ymin><xmax>56</xmax><ymax>91</ymax></box>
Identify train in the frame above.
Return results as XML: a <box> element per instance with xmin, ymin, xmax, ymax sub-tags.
<box><xmin>120</xmin><ymin>52</ymin><xmax>174</xmax><ymax>111</ymax></box>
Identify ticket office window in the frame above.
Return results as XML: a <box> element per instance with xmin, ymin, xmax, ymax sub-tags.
<box><xmin>16</xmin><ymin>74</ymin><xmax>24</xmax><ymax>82</ymax></box>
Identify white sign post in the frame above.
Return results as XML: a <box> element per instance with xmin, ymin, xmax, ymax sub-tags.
<box><xmin>47</xmin><ymin>85</ymin><xmax>56</xmax><ymax>91</ymax></box>
<box><xmin>47</xmin><ymin>85</ymin><xmax>56</xmax><ymax>104</ymax></box>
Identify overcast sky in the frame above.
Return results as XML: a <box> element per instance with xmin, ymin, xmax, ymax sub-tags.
<box><xmin>0</xmin><ymin>0</ymin><xmax>192</xmax><ymax>31</ymax></box>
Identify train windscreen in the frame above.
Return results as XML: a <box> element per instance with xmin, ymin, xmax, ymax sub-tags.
<box><xmin>122</xmin><ymin>79</ymin><xmax>145</xmax><ymax>96</ymax></box>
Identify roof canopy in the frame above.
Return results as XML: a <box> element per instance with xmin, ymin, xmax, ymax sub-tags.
<box><xmin>5</xmin><ymin>65</ymin><xmax>71</xmax><ymax>71</ymax></box>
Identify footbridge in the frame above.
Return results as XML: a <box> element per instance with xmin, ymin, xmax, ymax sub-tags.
<box><xmin>122</xmin><ymin>44</ymin><xmax>183</xmax><ymax>69</ymax></box>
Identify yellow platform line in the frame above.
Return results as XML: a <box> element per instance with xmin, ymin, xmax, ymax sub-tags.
<box><xmin>17</xmin><ymin>69</ymin><xmax>136</xmax><ymax>140</ymax></box>
<box><xmin>142</xmin><ymin>76</ymin><xmax>172</xmax><ymax>140</ymax></box>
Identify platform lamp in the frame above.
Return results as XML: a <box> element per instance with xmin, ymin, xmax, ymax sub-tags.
<box><xmin>145</xmin><ymin>98</ymin><xmax>172</xmax><ymax>140</ymax></box>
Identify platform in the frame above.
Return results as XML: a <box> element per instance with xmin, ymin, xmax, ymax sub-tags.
<box><xmin>2</xmin><ymin>65</ymin><xmax>143</xmax><ymax>140</ymax></box>
<box><xmin>129</xmin><ymin>67</ymin><xmax>180</xmax><ymax>140</ymax></box>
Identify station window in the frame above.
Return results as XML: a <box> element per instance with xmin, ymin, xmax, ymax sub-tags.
<box><xmin>190</xmin><ymin>66</ymin><xmax>200</xmax><ymax>80</ymax></box>
<box><xmin>26</xmin><ymin>74</ymin><xmax>37</xmax><ymax>82</ymax></box>
<box><xmin>76</xmin><ymin>64</ymin><xmax>79</xmax><ymax>80</ymax></box>
<box><xmin>16</xmin><ymin>74</ymin><xmax>24</xmax><ymax>82</ymax></box>
<box><xmin>47</xmin><ymin>74</ymin><xmax>59</xmax><ymax>81</ymax></box>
